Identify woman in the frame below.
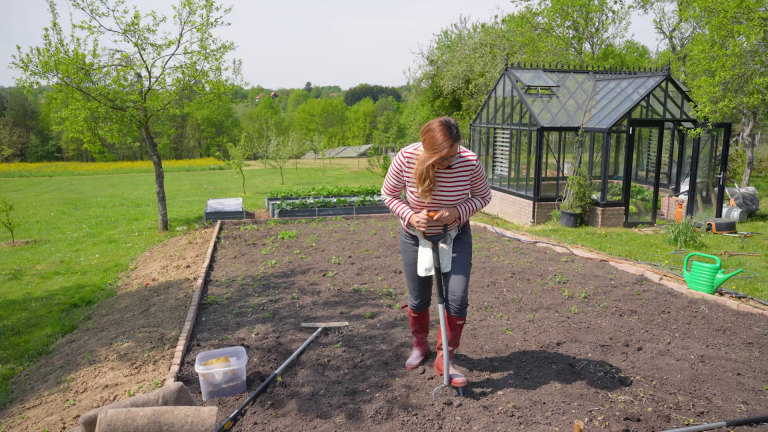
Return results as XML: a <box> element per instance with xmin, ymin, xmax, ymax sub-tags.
<box><xmin>381</xmin><ymin>117</ymin><xmax>491</xmax><ymax>387</ymax></box>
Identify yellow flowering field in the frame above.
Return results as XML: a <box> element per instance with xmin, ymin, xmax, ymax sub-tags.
<box><xmin>0</xmin><ymin>158</ymin><xmax>227</xmax><ymax>177</ymax></box>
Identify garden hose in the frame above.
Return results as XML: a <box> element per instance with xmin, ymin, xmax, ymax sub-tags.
<box><xmin>717</xmin><ymin>288</ymin><xmax>768</xmax><ymax>307</ymax></box>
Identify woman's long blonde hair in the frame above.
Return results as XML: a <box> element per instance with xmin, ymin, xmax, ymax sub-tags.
<box><xmin>414</xmin><ymin>117</ymin><xmax>462</xmax><ymax>202</ymax></box>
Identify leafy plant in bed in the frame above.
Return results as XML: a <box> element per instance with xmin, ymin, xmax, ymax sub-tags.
<box><xmin>272</xmin><ymin>195</ymin><xmax>389</xmax><ymax>218</ymax></box>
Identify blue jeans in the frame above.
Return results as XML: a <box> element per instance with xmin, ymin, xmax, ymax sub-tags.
<box><xmin>399</xmin><ymin>224</ymin><xmax>472</xmax><ymax>317</ymax></box>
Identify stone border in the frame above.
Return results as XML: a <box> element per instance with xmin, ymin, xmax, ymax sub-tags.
<box><xmin>470</xmin><ymin>221</ymin><xmax>768</xmax><ymax>318</ymax></box>
<box><xmin>166</xmin><ymin>220</ymin><xmax>222</xmax><ymax>385</ymax></box>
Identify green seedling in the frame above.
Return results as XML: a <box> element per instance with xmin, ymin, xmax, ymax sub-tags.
<box><xmin>351</xmin><ymin>285</ymin><xmax>360</xmax><ymax>292</ymax></box>
<box><xmin>503</xmin><ymin>328</ymin><xmax>513</xmax><ymax>334</ymax></box>
<box><xmin>526</xmin><ymin>314</ymin><xmax>534</xmax><ymax>320</ymax></box>
<box><xmin>365</xmin><ymin>311</ymin><xmax>373</xmax><ymax>319</ymax></box>
<box><xmin>153</xmin><ymin>379</ymin><xmax>162</xmax><ymax>388</ymax></box>
<box><xmin>571</xmin><ymin>305</ymin><xmax>579</xmax><ymax>314</ymax></box>
<box><xmin>330</xmin><ymin>256</ymin><xmax>341</xmax><ymax>265</ymax></box>
<box><xmin>310</xmin><ymin>276</ymin><xmax>318</xmax><ymax>284</ymax></box>
<box><xmin>267</xmin><ymin>260</ymin><xmax>278</xmax><ymax>268</ymax></box>
<box><xmin>340</xmin><ymin>309</ymin><xmax>347</xmax><ymax>314</ymax></box>
<box><xmin>561</xmin><ymin>288</ymin><xmax>572</xmax><ymax>299</ymax></box>
<box><xmin>65</xmin><ymin>399</ymin><xmax>76</xmax><ymax>407</ymax></box>
<box><xmin>334</xmin><ymin>343</ymin><xmax>342</xmax><ymax>348</ymax></box>
<box><xmin>496</xmin><ymin>313</ymin><xmax>503</xmax><ymax>319</ymax></box>
<box><xmin>278</xmin><ymin>230</ymin><xmax>296</xmax><ymax>240</ymax></box>
<box><xmin>262</xmin><ymin>312</ymin><xmax>273</xmax><ymax>318</ymax></box>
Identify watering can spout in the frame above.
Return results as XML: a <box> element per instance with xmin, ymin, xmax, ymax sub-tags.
<box><xmin>714</xmin><ymin>268</ymin><xmax>743</xmax><ymax>290</ymax></box>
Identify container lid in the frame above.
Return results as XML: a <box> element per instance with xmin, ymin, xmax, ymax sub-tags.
<box><xmin>195</xmin><ymin>346</ymin><xmax>247</xmax><ymax>373</ymax></box>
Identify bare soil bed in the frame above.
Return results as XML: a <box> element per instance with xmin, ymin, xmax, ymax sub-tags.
<box><xmin>179</xmin><ymin>217</ymin><xmax>768</xmax><ymax>431</ymax></box>
<box><xmin>0</xmin><ymin>227</ymin><xmax>214</xmax><ymax>432</ymax></box>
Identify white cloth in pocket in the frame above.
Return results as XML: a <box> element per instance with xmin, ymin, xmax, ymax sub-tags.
<box><xmin>408</xmin><ymin>227</ymin><xmax>459</xmax><ymax>276</ymax></box>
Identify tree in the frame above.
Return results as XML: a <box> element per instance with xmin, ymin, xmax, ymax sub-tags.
<box><xmin>243</xmin><ymin>95</ymin><xmax>282</xmax><ymax>165</ymax></box>
<box><xmin>267</xmin><ymin>128</ymin><xmax>294</xmax><ymax>185</ymax></box>
<box><xmin>303</xmin><ymin>81</ymin><xmax>313</xmax><ymax>93</ymax></box>
<box><xmin>292</xmin><ymin>98</ymin><xmax>347</xmax><ymax>147</ymax></box>
<box><xmin>13</xmin><ymin>0</ymin><xmax>241</xmax><ymax>232</ymax></box>
<box><xmin>0</xmin><ymin>197</ymin><xmax>20</xmax><ymax>244</ymax></box>
<box><xmin>346</xmin><ymin>97</ymin><xmax>375</xmax><ymax>166</ymax></box>
<box><xmin>223</xmin><ymin>134</ymin><xmax>249</xmax><ymax>195</ymax></box>
<box><xmin>287</xmin><ymin>90</ymin><xmax>310</xmax><ymax>113</ymax></box>
<box><xmin>513</xmin><ymin>0</ymin><xmax>631</xmax><ymax>64</ymax></box>
<box><xmin>344</xmin><ymin>84</ymin><xmax>402</xmax><ymax>106</ymax></box>
<box><xmin>682</xmin><ymin>0</ymin><xmax>768</xmax><ymax>187</ymax></box>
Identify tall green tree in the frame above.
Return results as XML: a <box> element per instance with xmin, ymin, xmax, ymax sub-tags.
<box><xmin>292</xmin><ymin>98</ymin><xmax>347</xmax><ymax>148</ymax></box>
<box><xmin>346</xmin><ymin>97</ymin><xmax>375</xmax><ymax>164</ymax></box>
<box><xmin>287</xmin><ymin>90</ymin><xmax>310</xmax><ymax>112</ymax></box>
<box><xmin>682</xmin><ymin>0</ymin><xmax>768</xmax><ymax>187</ymax></box>
<box><xmin>13</xmin><ymin>0</ymin><xmax>241</xmax><ymax>232</ymax></box>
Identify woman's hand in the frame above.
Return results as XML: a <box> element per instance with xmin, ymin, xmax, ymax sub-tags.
<box><xmin>408</xmin><ymin>210</ymin><xmax>430</xmax><ymax>232</ymax></box>
<box><xmin>432</xmin><ymin>207</ymin><xmax>460</xmax><ymax>224</ymax></box>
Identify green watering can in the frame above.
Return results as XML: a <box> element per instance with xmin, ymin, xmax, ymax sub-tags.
<box><xmin>683</xmin><ymin>253</ymin><xmax>743</xmax><ymax>294</ymax></box>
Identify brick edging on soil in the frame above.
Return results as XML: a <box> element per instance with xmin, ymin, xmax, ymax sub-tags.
<box><xmin>469</xmin><ymin>221</ymin><xmax>768</xmax><ymax>319</ymax></box>
<box><xmin>165</xmin><ymin>220</ymin><xmax>222</xmax><ymax>386</ymax></box>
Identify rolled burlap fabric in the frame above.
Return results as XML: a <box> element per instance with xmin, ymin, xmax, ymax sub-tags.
<box><xmin>78</xmin><ymin>382</ymin><xmax>197</xmax><ymax>432</ymax></box>
<box><xmin>94</xmin><ymin>406</ymin><xmax>218</xmax><ymax>432</ymax></box>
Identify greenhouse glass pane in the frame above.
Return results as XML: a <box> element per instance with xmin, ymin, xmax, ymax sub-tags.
<box><xmin>525</xmin><ymin>130</ymin><xmax>537</xmax><ymax>196</ymax></box>
<box><xmin>591</xmin><ymin>133</ymin><xmax>604</xmax><ymax>200</ymax></box>
<box><xmin>511</xmin><ymin>95</ymin><xmax>520</xmax><ymax>126</ymax></box>
<box><xmin>648</xmin><ymin>86</ymin><xmax>665</xmax><ymax>118</ymax></box>
<box><xmin>522</xmin><ymin>105</ymin><xmax>530</xmax><ymax>126</ymax></box>
<box><xmin>666</xmin><ymin>81</ymin><xmax>683</xmax><ymax>119</ymax></box>
<box><xmin>606</xmin><ymin>133</ymin><xmax>626</xmax><ymax>202</ymax></box>
<box><xmin>559</xmin><ymin>131</ymin><xmax>579</xmax><ymax>197</ymax></box>
<box><xmin>585</xmin><ymin>79</ymin><xmax>634</xmax><ymax>121</ymax></box>
<box><xmin>531</xmin><ymin>99</ymin><xmax>556</xmax><ymax>126</ymax></box>
<box><xmin>503</xmin><ymin>76</ymin><xmax>513</xmax><ymax>124</ymax></box>
<box><xmin>590</xmin><ymin>77</ymin><xmax>665</xmax><ymax>128</ymax></box>
<box><xmin>485</xmin><ymin>128</ymin><xmax>495</xmax><ymax>184</ymax></box>
<box><xmin>540</xmin><ymin>131</ymin><xmax>559</xmax><ymax>197</ymax></box>
<box><xmin>513</xmin><ymin>129</ymin><xmax>523</xmax><ymax>192</ymax></box>
<box><xmin>508</xmin><ymin>128</ymin><xmax>518</xmax><ymax>190</ymax></box>
<box><xmin>491</xmin><ymin>128</ymin><xmax>511</xmax><ymax>186</ymax></box>
<box><xmin>512</xmin><ymin>69</ymin><xmax>558</xmax><ymax>87</ymax></box>
<box><xmin>493</xmin><ymin>86</ymin><xmax>505</xmax><ymax>125</ymax></box>
<box><xmin>682</xmin><ymin>98</ymin><xmax>696</xmax><ymax>120</ymax></box>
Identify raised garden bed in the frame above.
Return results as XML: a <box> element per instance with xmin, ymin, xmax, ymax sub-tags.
<box><xmin>178</xmin><ymin>217</ymin><xmax>768</xmax><ymax>431</ymax></box>
<box><xmin>265</xmin><ymin>185</ymin><xmax>382</xmax><ymax>217</ymax></box>
<box><xmin>270</xmin><ymin>196</ymin><xmax>389</xmax><ymax>218</ymax></box>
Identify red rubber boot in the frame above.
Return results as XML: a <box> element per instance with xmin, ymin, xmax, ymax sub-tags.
<box><xmin>405</xmin><ymin>308</ymin><xmax>431</xmax><ymax>370</ymax></box>
<box><xmin>434</xmin><ymin>313</ymin><xmax>468</xmax><ymax>387</ymax></box>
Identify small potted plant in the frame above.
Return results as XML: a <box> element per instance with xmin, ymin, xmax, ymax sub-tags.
<box><xmin>559</xmin><ymin>168</ymin><xmax>592</xmax><ymax>228</ymax></box>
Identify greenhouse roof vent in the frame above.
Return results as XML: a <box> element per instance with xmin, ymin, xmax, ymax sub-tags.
<box><xmin>511</xmin><ymin>69</ymin><xmax>559</xmax><ymax>95</ymax></box>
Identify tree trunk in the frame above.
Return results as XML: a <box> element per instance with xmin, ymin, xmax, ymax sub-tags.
<box><xmin>141</xmin><ymin>125</ymin><xmax>169</xmax><ymax>232</ymax></box>
<box><xmin>740</xmin><ymin>113</ymin><xmax>756</xmax><ymax>188</ymax></box>
<box><xmin>241</xmin><ymin>171</ymin><xmax>246</xmax><ymax>195</ymax></box>
<box><xmin>279</xmin><ymin>167</ymin><xmax>284</xmax><ymax>185</ymax></box>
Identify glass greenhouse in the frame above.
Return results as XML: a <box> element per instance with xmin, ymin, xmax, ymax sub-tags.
<box><xmin>470</xmin><ymin>64</ymin><xmax>732</xmax><ymax>227</ymax></box>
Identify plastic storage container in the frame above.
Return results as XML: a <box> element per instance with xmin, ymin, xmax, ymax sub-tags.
<box><xmin>194</xmin><ymin>346</ymin><xmax>248</xmax><ymax>401</ymax></box>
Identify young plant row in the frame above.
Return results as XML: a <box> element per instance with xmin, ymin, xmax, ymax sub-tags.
<box><xmin>272</xmin><ymin>195</ymin><xmax>381</xmax><ymax>211</ymax></box>
<box><xmin>266</xmin><ymin>185</ymin><xmax>381</xmax><ymax>198</ymax></box>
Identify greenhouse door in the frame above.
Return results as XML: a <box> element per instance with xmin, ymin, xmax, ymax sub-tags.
<box><xmin>625</xmin><ymin>123</ymin><xmax>666</xmax><ymax>226</ymax></box>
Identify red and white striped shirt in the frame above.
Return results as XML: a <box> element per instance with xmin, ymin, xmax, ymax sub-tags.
<box><xmin>381</xmin><ymin>142</ymin><xmax>492</xmax><ymax>235</ymax></box>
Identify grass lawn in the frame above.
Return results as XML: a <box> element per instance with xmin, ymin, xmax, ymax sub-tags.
<box><xmin>473</xmin><ymin>173</ymin><xmax>768</xmax><ymax>304</ymax></box>
<box><xmin>0</xmin><ymin>162</ymin><xmax>381</xmax><ymax>407</ymax></box>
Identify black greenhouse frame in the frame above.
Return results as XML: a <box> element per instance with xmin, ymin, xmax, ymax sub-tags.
<box><xmin>470</xmin><ymin>63</ymin><xmax>732</xmax><ymax>227</ymax></box>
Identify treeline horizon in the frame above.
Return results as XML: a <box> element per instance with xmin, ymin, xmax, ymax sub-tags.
<box><xmin>0</xmin><ymin>81</ymin><xmax>413</xmax><ymax>164</ymax></box>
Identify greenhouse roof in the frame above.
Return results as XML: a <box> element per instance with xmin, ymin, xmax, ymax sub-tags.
<box><xmin>474</xmin><ymin>65</ymin><xmax>696</xmax><ymax>130</ymax></box>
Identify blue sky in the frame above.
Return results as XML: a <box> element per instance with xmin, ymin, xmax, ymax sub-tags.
<box><xmin>0</xmin><ymin>0</ymin><xmax>660</xmax><ymax>89</ymax></box>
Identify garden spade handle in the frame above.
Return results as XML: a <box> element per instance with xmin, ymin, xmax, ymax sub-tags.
<box><xmin>421</xmin><ymin>224</ymin><xmax>460</xmax><ymax>399</ymax></box>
